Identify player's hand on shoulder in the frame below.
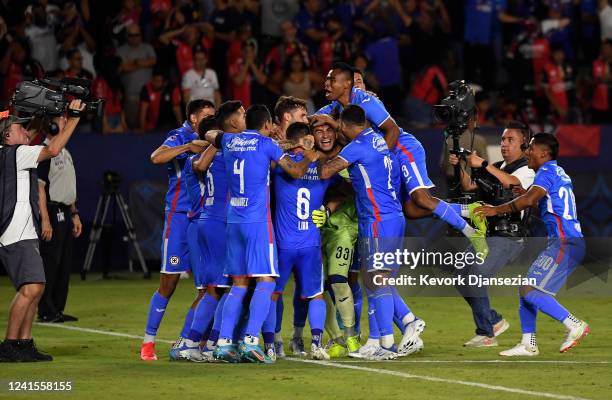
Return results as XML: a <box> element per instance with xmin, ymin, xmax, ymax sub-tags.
<box><xmin>188</xmin><ymin>140</ymin><xmax>206</xmax><ymax>153</ymax></box>
<box><xmin>204</xmin><ymin>129</ymin><xmax>223</xmax><ymax>144</ymax></box>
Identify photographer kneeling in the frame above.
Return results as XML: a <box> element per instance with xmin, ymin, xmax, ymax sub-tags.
<box><xmin>449</xmin><ymin>121</ymin><xmax>535</xmax><ymax>348</ymax></box>
<box><xmin>0</xmin><ymin>99</ymin><xmax>84</xmax><ymax>362</ymax></box>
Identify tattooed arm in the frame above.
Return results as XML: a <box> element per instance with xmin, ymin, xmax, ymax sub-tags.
<box><xmin>277</xmin><ymin>149</ymin><xmax>319</xmax><ymax>179</ymax></box>
<box><xmin>318</xmin><ymin>155</ymin><xmax>350</xmax><ymax>180</ymax></box>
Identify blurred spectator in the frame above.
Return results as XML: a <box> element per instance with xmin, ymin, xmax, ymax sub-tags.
<box><xmin>160</xmin><ymin>23</ymin><xmax>209</xmax><ymax>76</ymax></box>
<box><xmin>318</xmin><ymin>15</ymin><xmax>350</xmax><ymax>74</ymax></box>
<box><xmin>265</xmin><ymin>20</ymin><xmax>310</xmax><ymax>96</ymax></box>
<box><xmin>57</xmin><ymin>1</ymin><xmax>96</xmax><ymax>77</ymax></box>
<box><xmin>407</xmin><ymin>5</ymin><xmax>451</xmax><ymax>73</ymax></box>
<box><xmin>475</xmin><ymin>91</ymin><xmax>495</xmax><ymax>127</ymax></box>
<box><xmin>140</xmin><ymin>67</ymin><xmax>182</xmax><ymax>132</ymax></box>
<box><xmin>182</xmin><ymin>46</ymin><xmax>221</xmax><ymax>105</ymax></box>
<box><xmin>117</xmin><ymin>24</ymin><xmax>157</xmax><ymax>129</ymax></box>
<box><xmin>261</xmin><ymin>0</ymin><xmax>299</xmax><ymax>38</ymax></box>
<box><xmin>295</xmin><ymin>0</ymin><xmax>326</xmax><ymax>56</ymax></box>
<box><xmin>25</xmin><ymin>3</ymin><xmax>59</xmax><ymax>72</ymax></box>
<box><xmin>591</xmin><ymin>39</ymin><xmax>612</xmax><ymax>122</ymax></box>
<box><xmin>63</xmin><ymin>48</ymin><xmax>93</xmax><ymax>80</ymax></box>
<box><xmin>366</xmin><ymin>27</ymin><xmax>402</xmax><ymax>116</ymax></box>
<box><xmin>352</xmin><ymin>53</ymin><xmax>378</xmax><ymax>91</ymax></box>
<box><xmin>541</xmin><ymin>1</ymin><xmax>573</xmax><ymax>61</ymax></box>
<box><xmin>229</xmin><ymin>41</ymin><xmax>267</xmax><ymax>107</ymax></box>
<box><xmin>507</xmin><ymin>21</ymin><xmax>550</xmax><ymax>97</ymax></box>
<box><xmin>93</xmin><ymin>56</ymin><xmax>127</xmax><ymax>134</ymax></box>
<box><xmin>228</xmin><ymin>23</ymin><xmax>255</xmax><ymax>67</ymax></box>
<box><xmin>282</xmin><ymin>52</ymin><xmax>322</xmax><ymax>113</ymax></box>
<box><xmin>0</xmin><ymin>38</ymin><xmax>44</xmax><ymax>108</ymax></box>
<box><xmin>601</xmin><ymin>0</ymin><xmax>612</xmax><ymax>40</ymax></box>
<box><xmin>541</xmin><ymin>44</ymin><xmax>576</xmax><ymax>122</ymax></box>
<box><xmin>210</xmin><ymin>0</ymin><xmax>241</xmax><ymax>94</ymax></box>
<box><xmin>404</xmin><ymin>63</ymin><xmax>447</xmax><ymax>126</ymax></box>
<box><xmin>111</xmin><ymin>0</ymin><xmax>141</xmax><ymax>41</ymax></box>
<box><xmin>335</xmin><ymin>0</ymin><xmax>374</xmax><ymax>38</ymax></box>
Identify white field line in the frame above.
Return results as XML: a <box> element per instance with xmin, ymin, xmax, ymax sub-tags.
<box><xmin>35</xmin><ymin>323</ymin><xmax>595</xmax><ymax>400</ymax></box>
<box><xmin>328</xmin><ymin>359</ymin><xmax>611</xmax><ymax>365</ymax></box>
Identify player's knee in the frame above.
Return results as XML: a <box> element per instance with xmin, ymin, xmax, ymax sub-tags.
<box><xmin>412</xmin><ymin>189</ymin><xmax>434</xmax><ymax>210</ymax></box>
<box><xmin>328</xmin><ymin>274</ymin><xmax>348</xmax><ymax>285</ymax></box>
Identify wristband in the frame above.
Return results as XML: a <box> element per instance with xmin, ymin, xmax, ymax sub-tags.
<box><xmin>481</xmin><ymin>160</ymin><xmax>489</xmax><ymax>169</ymax></box>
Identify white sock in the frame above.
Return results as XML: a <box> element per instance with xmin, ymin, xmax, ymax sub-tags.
<box><xmin>402</xmin><ymin>312</ymin><xmax>416</xmax><ymax>327</ymax></box>
<box><xmin>521</xmin><ymin>333</ymin><xmax>537</xmax><ymax>348</ymax></box>
<box><xmin>366</xmin><ymin>338</ymin><xmax>380</xmax><ymax>347</ymax></box>
<box><xmin>462</xmin><ymin>224</ymin><xmax>476</xmax><ymax>237</ymax></box>
<box><xmin>143</xmin><ymin>334</ymin><xmax>155</xmax><ymax>344</ymax></box>
<box><xmin>274</xmin><ymin>332</ymin><xmax>283</xmax><ymax>343</ymax></box>
<box><xmin>461</xmin><ymin>204</ymin><xmax>470</xmax><ymax>218</ymax></box>
<box><xmin>293</xmin><ymin>327</ymin><xmax>304</xmax><ymax>339</ymax></box>
<box><xmin>184</xmin><ymin>339</ymin><xmax>197</xmax><ymax>347</ymax></box>
<box><xmin>563</xmin><ymin>314</ymin><xmax>581</xmax><ymax>330</ymax></box>
<box><xmin>380</xmin><ymin>334</ymin><xmax>394</xmax><ymax>349</ymax></box>
<box><xmin>246</xmin><ymin>335</ymin><xmax>259</xmax><ymax>345</ymax></box>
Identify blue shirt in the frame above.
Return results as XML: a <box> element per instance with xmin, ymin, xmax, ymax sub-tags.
<box><xmin>162</xmin><ymin>121</ymin><xmax>198</xmax><ymax>213</ymax></box>
<box><xmin>220</xmin><ymin>130</ymin><xmax>285</xmax><ymax>223</ymax></box>
<box><xmin>532</xmin><ymin>160</ymin><xmax>583</xmax><ymax>238</ymax></box>
<box><xmin>273</xmin><ymin>153</ymin><xmax>337</xmax><ymax>249</ymax></box>
<box><xmin>464</xmin><ymin>0</ymin><xmax>507</xmax><ymax>45</ymax></box>
<box><xmin>184</xmin><ymin>154</ymin><xmax>205</xmax><ymax>220</ymax></box>
<box><xmin>201</xmin><ymin>150</ymin><xmax>229</xmax><ymax>221</ymax></box>
<box><xmin>365</xmin><ymin>37</ymin><xmax>401</xmax><ymax>87</ymax></box>
<box><xmin>316</xmin><ymin>87</ymin><xmax>391</xmax><ymax>133</ymax></box>
<box><xmin>338</xmin><ymin>128</ymin><xmax>402</xmax><ymax>222</ymax></box>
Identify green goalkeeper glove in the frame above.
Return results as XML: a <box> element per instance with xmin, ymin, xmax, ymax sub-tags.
<box><xmin>312</xmin><ymin>206</ymin><xmax>329</xmax><ymax>228</ymax></box>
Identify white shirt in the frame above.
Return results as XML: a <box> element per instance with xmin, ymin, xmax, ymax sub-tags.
<box><xmin>0</xmin><ymin>145</ymin><xmax>43</xmax><ymax>246</ymax></box>
<box><xmin>39</xmin><ymin>139</ymin><xmax>77</xmax><ymax>205</ymax></box>
<box><xmin>181</xmin><ymin>68</ymin><xmax>219</xmax><ymax>103</ymax></box>
<box><xmin>601</xmin><ymin>5</ymin><xmax>612</xmax><ymax>40</ymax></box>
<box><xmin>499</xmin><ymin>162</ymin><xmax>535</xmax><ymax>189</ymax></box>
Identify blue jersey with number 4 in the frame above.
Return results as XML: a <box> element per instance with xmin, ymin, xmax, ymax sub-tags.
<box><xmin>201</xmin><ymin>150</ymin><xmax>229</xmax><ymax>221</ymax></box>
<box><xmin>221</xmin><ymin>130</ymin><xmax>285</xmax><ymax>223</ymax></box>
<box><xmin>533</xmin><ymin>160</ymin><xmax>582</xmax><ymax>238</ymax></box>
<box><xmin>273</xmin><ymin>153</ymin><xmax>336</xmax><ymax>250</ymax></box>
<box><xmin>338</xmin><ymin>128</ymin><xmax>402</xmax><ymax>222</ymax></box>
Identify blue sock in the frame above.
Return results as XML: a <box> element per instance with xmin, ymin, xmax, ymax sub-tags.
<box><xmin>392</xmin><ymin>287</ymin><xmax>411</xmax><ymax>333</ymax></box>
<box><xmin>219</xmin><ymin>286</ymin><xmax>247</xmax><ymax>341</ymax></box>
<box><xmin>373</xmin><ymin>287</ymin><xmax>394</xmax><ymax>337</ymax></box>
<box><xmin>263</xmin><ymin>298</ymin><xmax>277</xmax><ymax>345</ymax></box>
<box><xmin>524</xmin><ymin>290</ymin><xmax>570</xmax><ymax>322</ymax></box>
<box><xmin>366</xmin><ymin>290</ymin><xmax>380</xmax><ymax>339</ymax></box>
<box><xmin>293</xmin><ymin>290</ymin><xmax>308</xmax><ymax>328</ymax></box>
<box><xmin>351</xmin><ymin>282</ymin><xmax>363</xmax><ymax>334</ymax></box>
<box><xmin>145</xmin><ymin>291</ymin><xmax>169</xmax><ymax>336</ymax></box>
<box><xmin>450</xmin><ymin>203</ymin><xmax>462</xmax><ymax>215</ymax></box>
<box><xmin>187</xmin><ymin>295</ymin><xmax>218</xmax><ymax>342</ymax></box>
<box><xmin>180</xmin><ymin>308</ymin><xmax>195</xmax><ymax>339</ymax></box>
<box><xmin>519</xmin><ymin>296</ymin><xmax>538</xmax><ymax>333</ymax></box>
<box><xmin>308</xmin><ymin>298</ymin><xmax>326</xmax><ymax>347</ymax></box>
<box><xmin>211</xmin><ymin>293</ymin><xmax>227</xmax><ymax>335</ymax></box>
<box><xmin>275</xmin><ymin>295</ymin><xmax>284</xmax><ymax>333</ymax></box>
<box><xmin>245</xmin><ymin>281</ymin><xmax>276</xmax><ymax>338</ymax></box>
<box><xmin>433</xmin><ymin>200</ymin><xmax>467</xmax><ymax>231</ymax></box>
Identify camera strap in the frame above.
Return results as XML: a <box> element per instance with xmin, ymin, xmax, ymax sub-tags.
<box><xmin>493</xmin><ymin>157</ymin><xmax>528</xmax><ymax>175</ymax></box>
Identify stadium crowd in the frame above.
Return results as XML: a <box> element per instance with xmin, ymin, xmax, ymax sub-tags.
<box><xmin>1</xmin><ymin>0</ymin><xmax>612</xmax><ymax>133</ymax></box>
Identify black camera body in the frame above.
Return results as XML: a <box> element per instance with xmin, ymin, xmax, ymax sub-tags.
<box><xmin>433</xmin><ymin>80</ymin><xmax>476</xmax><ymax>135</ymax></box>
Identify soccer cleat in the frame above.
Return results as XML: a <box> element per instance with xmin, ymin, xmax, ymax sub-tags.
<box><xmin>289</xmin><ymin>337</ymin><xmax>307</xmax><ymax>357</ymax></box>
<box><xmin>169</xmin><ymin>338</ymin><xmax>190</xmax><ymax>361</ymax></box>
<box><xmin>311</xmin><ymin>344</ymin><xmax>330</xmax><ymax>360</ymax></box>
<box><xmin>265</xmin><ymin>344</ymin><xmax>277</xmax><ymax>362</ymax></box>
<box><xmin>365</xmin><ymin>346</ymin><xmax>398</xmax><ymax>361</ymax></box>
<box><xmin>213</xmin><ymin>344</ymin><xmax>241</xmax><ymax>363</ymax></box>
<box><xmin>239</xmin><ymin>343</ymin><xmax>274</xmax><ymax>364</ymax></box>
<box><xmin>140</xmin><ymin>342</ymin><xmax>157</xmax><ymax>361</ymax></box>
<box><xmin>468</xmin><ymin>202</ymin><xmax>488</xmax><ymax>234</ymax></box>
<box><xmin>560</xmin><ymin>321</ymin><xmax>590</xmax><ymax>353</ymax></box>
<box><xmin>493</xmin><ymin>319</ymin><xmax>510</xmax><ymax>337</ymax></box>
<box><xmin>499</xmin><ymin>343</ymin><xmax>539</xmax><ymax>357</ymax></box>
<box><xmin>398</xmin><ymin>319</ymin><xmax>426</xmax><ymax>355</ymax></box>
<box><xmin>468</xmin><ymin>228</ymin><xmax>489</xmax><ymax>260</ymax></box>
<box><xmin>181</xmin><ymin>346</ymin><xmax>207</xmax><ymax>362</ymax></box>
<box><xmin>463</xmin><ymin>335</ymin><xmax>498</xmax><ymax>348</ymax></box>
<box><xmin>274</xmin><ymin>341</ymin><xmax>286</xmax><ymax>358</ymax></box>
<box><xmin>346</xmin><ymin>335</ymin><xmax>361</xmax><ymax>353</ymax></box>
<box><xmin>349</xmin><ymin>342</ymin><xmax>380</xmax><ymax>359</ymax></box>
<box><xmin>326</xmin><ymin>342</ymin><xmax>348</xmax><ymax>358</ymax></box>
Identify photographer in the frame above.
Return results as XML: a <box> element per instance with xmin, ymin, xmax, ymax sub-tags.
<box><xmin>0</xmin><ymin>99</ymin><xmax>84</xmax><ymax>362</ymax></box>
<box><xmin>36</xmin><ymin>113</ymin><xmax>83</xmax><ymax>323</ymax></box>
<box><xmin>448</xmin><ymin>120</ymin><xmax>535</xmax><ymax>348</ymax></box>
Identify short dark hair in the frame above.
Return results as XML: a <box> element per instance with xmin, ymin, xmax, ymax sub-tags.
<box><xmin>274</xmin><ymin>96</ymin><xmax>307</xmax><ymax>122</ymax></box>
<box><xmin>246</xmin><ymin>104</ymin><xmax>272</xmax><ymax>131</ymax></box>
<box><xmin>340</xmin><ymin>104</ymin><xmax>366</xmax><ymax>126</ymax></box>
<box><xmin>504</xmin><ymin>120</ymin><xmax>530</xmax><ymax>144</ymax></box>
<box><xmin>186</xmin><ymin>99</ymin><xmax>215</xmax><ymax>120</ymax></box>
<box><xmin>531</xmin><ymin>133</ymin><xmax>559</xmax><ymax>160</ymax></box>
<box><xmin>66</xmin><ymin>48</ymin><xmax>80</xmax><ymax>60</ymax></box>
<box><xmin>197</xmin><ymin>114</ymin><xmax>218</xmax><ymax>140</ymax></box>
<box><xmin>331</xmin><ymin>61</ymin><xmax>354</xmax><ymax>85</ymax></box>
<box><xmin>216</xmin><ymin>100</ymin><xmax>242</xmax><ymax>130</ymax></box>
<box><xmin>286</xmin><ymin>122</ymin><xmax>311</xmax><ymax>141</ymax></box>
<box><xmin>192</xmin><ymin>44</ymin><xmax>207</xmax><ymax>57</ymax></box>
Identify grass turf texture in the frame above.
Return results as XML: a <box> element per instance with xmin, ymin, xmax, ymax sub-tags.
<box><xmin>0</xmin><ymin>273</ymin><xmax>610</xmax><ymax>400</ymax></box>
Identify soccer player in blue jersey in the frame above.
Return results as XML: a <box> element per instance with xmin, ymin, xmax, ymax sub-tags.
<box><xmin>317</xmin><ymin>105</ymin><xmax>405</xmax><ymax>360</ymax></box>
<box><xmin>141</xmin><ymin>99</ymin><xmax>214</xmax><ymax>361</ymax></box>
<box><xmin>267</xmin><ymin>121</ymin><xmax>337</xmax><ymax>361</ymax></box>
<box><xmin>476</xmin><ymin>133</ymin><xmax>589</xmax><ymax>356</ymax></box>
<box><xmin>205</xmin><ymin>103</ymin><xmax>318</xmax><ymax>363</ymax></box>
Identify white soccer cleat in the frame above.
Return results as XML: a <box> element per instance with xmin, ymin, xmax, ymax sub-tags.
<box><xmin>265</xmin><ymin>346</ymin><xmax>277</xmax><ymax>362</ymax></box>
<box><xmin>464</xmin><ymin>335</ymin><xmax>498</xmax><ymax>348</ymax></box>
<box><xmin>289</xmin><ymin>337</ymin><xmax>307</xmax><ymax>357</ymax></box>
<box><xmin>398</xmin><ymin>319</ymin><xmax>426</xmax><ymax>355</ymax></box>
<box><xmin>494</xmin><ymin>319</ymin><xmax>510</xmax><ymax>337</ymax></box>
<box><xmin>499</xmin><ymin>343</ymin><xmax>539</xmax><ymax>357</ymax></box>
<box><xmin>348</xmin><ymin>342</ymin><xmax>380</xmax><ymax>359</ymax></box>
<box><xmin>181</xmin><ymin>347</ymin><xmax>207</xmax><ymax>362</ymax></box>
<box><xmin>200</xmin><ymin>349</ymin><xmax>215</xmax><ymax>362</ymax></box>
<box><xmin>399</xmin><ymin>337</ymin><xmax>424</xmax><ymax>356</ymax></box>
<box><xmin>365</xmin><ymin>347</ymin><xmax>398</xmax><ymax>361</ymax></box>
<box><xmin>311</xmin><ymin>344</ymin><xmax>330</xmax><ymax>360</ymax></box>
<box><xmin>560</xmin><ymin>321</ymin><xmax>590</xmax><ymax>353</ymax></box>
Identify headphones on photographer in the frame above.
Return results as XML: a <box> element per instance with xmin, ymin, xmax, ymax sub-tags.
<box><xmin>518</xmin><ymin>121</ymin><xmax>531</xmax><ymax>151</ymax></box>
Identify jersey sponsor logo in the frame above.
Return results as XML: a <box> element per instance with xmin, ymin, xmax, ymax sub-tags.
<box><xmin>170</xmin><ymin>256</ymin><xmax>180</xmax><ymax>265</ymax></box>
<box><xmin>372</xmin><ymin>135</ymin><xmax>387</xmax><ymax>152</ymax></box>
<box><xmin>226</xmin><ymin>137</ymin><xmax>259</xmax><ymax>152</ymax></box>
<box><xmin>230</xmin><ymin>197</ymin><xmax>249</xmax><ymax>207</ymax></box>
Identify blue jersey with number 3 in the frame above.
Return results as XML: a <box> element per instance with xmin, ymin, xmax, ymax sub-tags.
<box><xmin>221</xmin><ymin>130</ymin><xmax>285</xmax><ymax>223</ymax></box>
<box><xmin>338</xmin><ymin>128</ymin><xmax>402</xmax><ymax>222</ymax></box>
<box><xmin>533</xmin><ymin>160</ymin><xmax>582</xmax><ymax>238</ymax></box>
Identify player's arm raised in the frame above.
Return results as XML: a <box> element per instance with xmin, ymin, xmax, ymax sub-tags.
<box><xmin>475</xmin><ymin>186</ymin><xmax>546</xmax><ymax>217</ymax></box>
<box><xmin>277</xmin><ymin>149</ymin><xmax>318</xmax><ymax>179</ymax></box>
<box><xmin>318</xmin><ymin>156</ymin><xmax>349</xmax><ymax>180</ymax></box>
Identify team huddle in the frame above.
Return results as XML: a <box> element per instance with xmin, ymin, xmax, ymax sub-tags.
<box><xmin>139</xmin><ymin>62</ymin><xmax>589</xmax><ymax>363</ymax></box>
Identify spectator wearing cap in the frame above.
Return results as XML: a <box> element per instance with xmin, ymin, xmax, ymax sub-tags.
<box><xmin>117</xmin><ymin>24</ymin><xmax>157</xmax><ymax>129</ymax></box>
<box><xmin>140</xmin><ymin>67</ymin><xmax>183</xmax><ymax>132</ymax></box>
<box><xmin>63</xmin><ymin>48</ymin><xmax>94</xmax><ymax>80</ymax></box>
<box><xmin>181</xmin><ymin>47</ymin><xmax>221</xmax><ymax>105</ymax></box>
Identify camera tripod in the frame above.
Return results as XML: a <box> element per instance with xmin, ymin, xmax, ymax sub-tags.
<box><xmin>81</xmin><ymin>172</ymin><xmax>150</xmax><ymax>279</ymax></box>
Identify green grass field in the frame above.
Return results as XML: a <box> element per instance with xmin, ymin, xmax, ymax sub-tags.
<box><xmin>0</xmin><ymin>273</ymin><xmax>610</xmax><ymax>400</ymax></box>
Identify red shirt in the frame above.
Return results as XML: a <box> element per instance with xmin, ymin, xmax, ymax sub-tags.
<box><xmin>531</xmin><ymin>37</ymin><xmax>550</xmax><ymax>94</ymax></box>
<box><xmin>542</xmin><ymin>62</ymin><xmax>570</xmax><ymax>113</ymax></box>
<box><xmin>92</xmin><ymin>77</ymin><xmax>122</xmax><ymax>115</ymax></box>
<box><xmin>229</xmin><ymin>58</ymin><xmax>251</xmax><ymax>108</ymax></box>
<box><xmin>592</xmin><ymin>59</ymin><xmax>610</xmax><ymax>111</ymax></box>
<box><xmin>410</xmin><ymin>65</ymin><xmax>448</xmax><ymax>105</ymax></box>
<box><xmin>173</xmin><ymin>39</ymin><xmax>193</xmax><ymax>77</ymax></box>
<box><xmin>140</xmin><ymin>81</ymin><xmax>181</xmax><ymax>130</ymax></box>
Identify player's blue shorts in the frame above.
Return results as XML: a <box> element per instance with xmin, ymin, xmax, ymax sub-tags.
<box><xmin>187</xmin><ymin>221</ymin><xmax>204</xmax><ymax>289</ymax></box>
<box><xmin>358</xmin><ymin>215</ymin><xmax>406</xmax><ymax>272</ymax></box>
<box><xmin>188</xmin><ymin>218</ymin><xmax>231</xmax><ymax>288</ymax></box>
<box><xmin>276</xmin><ymin>246</ymin><xmax>324</xmax><ymax>298</ymax></box>
<box><xmin>160</xmin><ymin>211</ymin><xmax>190</xmax><ymax>273</ymax></box>
<box><xmin>396</xmin><ymin>138</ymin><xmax>434</xmax><ymax>202</ymax></box>
<box><xmin>225</xmin><ymin>221</ymin><xmax>279</xmax><ymax>278</ymax></box>
<box><xmin>527</xmin><ymin>237</ymin><xmax>585</xmax><ymax>295</ymax></box>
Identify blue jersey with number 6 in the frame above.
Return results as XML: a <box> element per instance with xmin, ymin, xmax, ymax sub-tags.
<box><xmin>532</xmin><ymin>160</ymin><xmax>582</xmax><ymax>238</ymax></box>
<box><xmin>221</xmin><ymin>130</ymin><xmax>285</xmax><ymax>223</ymax></box>
<box><xmin>201</xmin><ymin>150</ymin><xmax>229</xmax><ymax>221</ymax></box>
